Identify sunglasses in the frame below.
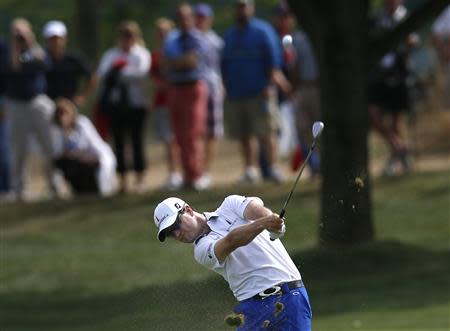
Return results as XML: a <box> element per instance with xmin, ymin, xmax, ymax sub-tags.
<box><xmin>164</xmin><ymin>206</ymin><xmax>186</xmax><ymax>238</ymax></box>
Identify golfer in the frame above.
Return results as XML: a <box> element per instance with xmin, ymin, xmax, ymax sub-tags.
<box><xmin>153</xmin><ymin>195</ymin><xmax>312</xmax><ymax>330</ymax></box>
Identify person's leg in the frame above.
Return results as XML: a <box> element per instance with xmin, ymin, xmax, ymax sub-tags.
<box><xmin>188</xmin><ymin>82</ymin><xmax>207</xmax><ymax>186</ymax></box>
<box><xmin>0</xmin><ymin>115</ymin><xmax>11</xmax><ymax>193</ymax></box>
<box><xmin>254</xmin><ymin>93</ymin><xmax>283</xmax><ymax>182</ymax></box>
<box><xmin>276</xmin><ymin>287</ymin><xmax>312</xmax><ymax>331</ymax></box>
<box><xmin>30</xmin><ymin>95</ymin><xmax>56</xmax><ymax>195</ymax></box>
<box><xmin>110</xmin><ymin>109</ymin><xmax>127</xmax><ymax>192</ymax></box>
<box><xmin>234</xmin><ymin>288</ymin><xmax>312</xmax><ymax>331</ymax></box>
<box><xmin>130</xmin><ymin>107</ymin><xmax>147</xmax><ymax>190</ymax></box>
<box><xmin>73</xmin><ymin>161</ymin><xmax>99</xmax><ymax>194</ymax></box>
<box><xmin>369</xmin><ymin>104</ymin><xmax>403</xmax><ymax>152</ymax></box>
<box><xmin>7</xmin><ymin>99</ymin><xmax>30</xmax><ymax>198</ymax></box>
<box><xmin>55</xmin><ymin>157</ymin><xmax>99</xmax><ymax>194</ymax></box>
<box><xmin>204</xmin><ymin>90</ymin><xmax>224</xmax><ymax>182</ymax></box>
<box><xmin>243</xmin><ymin>99</ymin><xmax>261</xmax><ymax>182</ymax></box>
<box><xmin>169</xmin><ymin>82</ymin><xmax>206</xmax><ymax>186</ymax></box>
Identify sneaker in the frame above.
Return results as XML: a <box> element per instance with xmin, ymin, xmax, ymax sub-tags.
<box><xmin>265</xmin><ymin>167</ymin><xmax>285</xmax><ymax>184</ymax></box>
<box><xmin>192</xmin><ymin>175</ymin><xmax>211</xmax><ymax>191</ymax></box>
<box><xmin>382</xmin><ymin>155</ymin><xmax>401</xmax><ymax>177</ymax></box>
<box><xmin>398</xmin><ymin>150</ymin><xmax>413</xmax><ymax>172</ymax></box>
<box><xmin>237</xmin><ymin>167</ymin><xmax>259</xmax><ymax>184</ymax></box>
<box><xmin>163</xmin><ymin>172</ymin><xmax>183</xmax><ymax>191</ymax></box>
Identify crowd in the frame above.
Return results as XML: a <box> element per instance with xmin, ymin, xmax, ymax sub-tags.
<box><xmin>0</xmin><ymin>0</ymin><xmax>448</xmax><ymax>201</ymax></box>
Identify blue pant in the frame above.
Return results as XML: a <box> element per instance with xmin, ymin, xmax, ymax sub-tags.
<box><xmin>234</xmin><ymin>286</ymin><xmax>312</xmax><ymax>331</ymax></box>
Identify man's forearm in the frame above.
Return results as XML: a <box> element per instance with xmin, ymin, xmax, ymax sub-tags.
<box><xmin>225</xmin><ymin>221</ymin><xmax>266</xmax><ymax>250</ymax></box>
<box><xmin>215</xmin><ymin>214</ymin><xmax>281</xmax><ymax>262</ymax></box>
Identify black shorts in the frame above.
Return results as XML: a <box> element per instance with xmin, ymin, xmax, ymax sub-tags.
<box><xmin>368</xmin><ymin>80</ymin><xmax>410</xmax><ymax>114</ymax></box>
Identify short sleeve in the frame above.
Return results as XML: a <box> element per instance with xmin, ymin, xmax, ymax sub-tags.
<box><xmin>221</xmin><ymin>195</ymin><xmax>264</xmax><ymax>219</ymax></box>
<box><xmin>194</xmin><ymin>234</ymin><xmax>223</xmax><ymax>272</ymax></box>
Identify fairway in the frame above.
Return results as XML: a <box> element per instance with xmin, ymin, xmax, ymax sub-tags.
<box><xmin>1</xmin><ymin>170</ymin><xmax>449</xmax><ymax>331</ymax></box>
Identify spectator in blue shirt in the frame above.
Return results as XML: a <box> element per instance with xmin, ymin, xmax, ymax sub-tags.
<box><xmin>222</xmin><ymin>0</ymin><xmax>291</xmax><ymax>184</ymax></box>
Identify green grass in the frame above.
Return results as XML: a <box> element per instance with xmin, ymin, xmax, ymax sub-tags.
<box><xmin>1</xmin><ymin>170</ymin><xmax>449</xmax><ymax>331</ymax></box>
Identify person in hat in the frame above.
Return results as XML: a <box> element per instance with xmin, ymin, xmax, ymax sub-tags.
<box><xmin>194</xmin><ymin>3</ymin><xmax>225</xmax><ymax>188</ymax></box>
<box><xmin>43</xmin><ymin>20</ymin><xmax>95</xmax><ymax>106</ymax></box>
<box><xmin>153</xmin><ymin>195</ymin><xmax>312</xmax><ymax>330</ymax></box>
<box><xmin>272</xmin><ymin>1</ymin><xmax>321</xmax><ymax>177</ymax></box>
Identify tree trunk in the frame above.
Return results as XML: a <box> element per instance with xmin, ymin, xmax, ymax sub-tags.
<box><xmin>289</xmin><ymin>0</ymin><xmax>374</xmax><ymax>246</ymax></box>
<box><xmin>318</xmin><ymin>1</ymin><xmax>373</xmax><ymax>245</ymax></box>
<box><xmin>75</xmin><ymin>0</ymin><xmax>98</xmax><ymax>61</ymax></box>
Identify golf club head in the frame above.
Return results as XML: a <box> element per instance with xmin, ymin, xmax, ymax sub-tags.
<box><xmin>312</xmin><ymin>121</ymin><xmax>324</xmax><ymax>139</ymax></box>
<box><xmin>282</xmin><ymin>34</ymin><xmax>293</xmax><ymax>47</ymax></box>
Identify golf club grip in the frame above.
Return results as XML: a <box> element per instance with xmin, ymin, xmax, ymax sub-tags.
<box><xmin>269</xmin><ymin>209</ymin><xmax>286</xmax><ymax>241</ymax></box>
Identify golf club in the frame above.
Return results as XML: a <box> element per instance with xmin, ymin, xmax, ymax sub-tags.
<box><xmin>270</xmin><ymin>121</ymin><xmax>325</xmax><ymax>241</ymax></box>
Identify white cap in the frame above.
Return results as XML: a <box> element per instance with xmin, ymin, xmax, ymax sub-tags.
<box><xmin>154</xmin><ymin>197</ymin><xmax>186</xmax><ymax>242</ymax></box>
<box><xmin>43</xmin><ymin>21</ymin><xmax>67</xmax><ymax>38</ymax></box>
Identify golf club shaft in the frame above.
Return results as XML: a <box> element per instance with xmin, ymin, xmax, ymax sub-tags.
<box><xmin>279</xmin><ymin>140</ymin><xmax>317</xmax><ymax>219</ymax></box>
<box><xmin>270</xmin><ymin>120</ymin><xmax>324</xmax><ymax>241</ymax></box>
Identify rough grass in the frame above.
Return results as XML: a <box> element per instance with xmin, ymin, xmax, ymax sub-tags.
<box><xmin>0</xmin><ymin>170</ymin><xmax>449</xmax><ymax>331</ymax></box>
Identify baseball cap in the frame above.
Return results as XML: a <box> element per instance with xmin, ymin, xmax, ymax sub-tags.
<box><xmin>154</xmin><ymin>197</ymin><xmax>186</xmax><ymax>242</ymax></box>
<box><xmin>43</xmin><ymin>20</ymin><xmax>67</xmax><ymax>38</ymax></box>
<box><xmin>194</xmin><ymin>3</ymin><xmax>214</xmax><ymax>17</ymax></box>
<box><xmin>273</xmin><ymin>1</ymin><xmax>291</xmax><ymax>15</ymax></box>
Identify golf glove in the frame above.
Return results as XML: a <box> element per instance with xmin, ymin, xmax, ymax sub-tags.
<box><xmin>270</xmin><ymin>223</ymin><xmax>286</xmax><ymax>241</ymax></box>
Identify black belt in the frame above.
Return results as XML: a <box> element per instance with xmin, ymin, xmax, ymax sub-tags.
<box><xmin>251</xmin><ymin>280</ymin><xmax>304</xmax><ymax>300</ymax></box>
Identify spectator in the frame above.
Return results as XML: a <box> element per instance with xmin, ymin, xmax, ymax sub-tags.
<box><xmin>52</xmin><ymin>98</ymin><xmax>117</xmax><ymax>196</ymax></box>
<box><xmin>163</xmin><ymin>3</ymin><xmax>209</xmax><ymax>190</ymax></box>
<box><xmin>368</xmin><ymin>0</ymin><xmax>412</xmax><ymax>176</ymax></box>
<box><xmin>0</xmin><ymin>38</ymin><xmax>11</xmax><ymax>197</ymax></box>
<box><xmin>4</xmin><ymin>18</ymin><xmax>56</xmax><ymax>201</ymax></box>
<box><xmin>42</xmin><ymin>20</ymin><xmax>95</xmax><ymax>106</ymax></box>
<box><xmin>272</xmin><ymin>1</ymin><xmax>321</xmax><ymax>177</ymax></box>
<box><xmin>222</xmin><ymin>0</ymin><xmax>291</xmax><ymax>184</ymax></box>
<box><xmin>97</xmin><ymin>20</ymin><xmax>151</xmax><ymax>194</ymax></box>
<box><xmin>150</xmin><ymin>17</ymin><xmax>182</xmax><ymax>191</ymax></box>
<box><xmin>431</xmin><ymin>5</ymin><xmax>450</xmax><ymax>110</ymax></box>
<box><xmin>194</xmin><ymin>3</ymin><xmax>225</xmax><ymax>187</ymax></box>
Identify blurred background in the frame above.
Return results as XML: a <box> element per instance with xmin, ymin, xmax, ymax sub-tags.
<box><xmin>0</xmin><ymin>0</ymin><xmax>449</xmax><ymax>330</ymax></box>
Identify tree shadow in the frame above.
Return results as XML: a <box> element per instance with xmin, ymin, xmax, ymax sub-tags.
<box><xmin>1</xmin><ymin>241</ymin><xmax>448</xmax><ymax>331</ymax></box>
<box><xmin>292</xmin><ymin>240</ymin><xmax>450</xmax><ymax>316</ymax></box>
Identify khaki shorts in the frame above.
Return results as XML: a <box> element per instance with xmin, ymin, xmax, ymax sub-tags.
<box><xmin>226</xmin><ymin>95</ymin><xmax>279</xmax><ymax>140</ymax></box>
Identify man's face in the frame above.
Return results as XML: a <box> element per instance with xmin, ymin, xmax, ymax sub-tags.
<box><xmin>46</xmin><ymin>36</ymin><xmax>66</xmax><ymax>54</ymax></box>
<box><xmin>195</xmin><ymin>14</ymin><xmax>212</xmax><ymax>31</ymax></box>
<box><xmin>165</xmin><ymin>206</ymin><xmax>200</xmax><ymax>243</ymax></box>
<box><xmin>235</xmin><ymin>3</ymin><xmax>254</xmax><ymax>24</ymax></box>
<box><xmin>177</xmin><ymin>6</ymin><xmax>195</xmax><ymax>32</ymax></box>
<box><xmin>273</xmin><ymin>13</ymin><xmax>295</xmax><ymax>34</ymax></box>
<box><xmin>119</xmin><ymin>30</ymin><xmax>135</xmax><ymax>52</ymax></box>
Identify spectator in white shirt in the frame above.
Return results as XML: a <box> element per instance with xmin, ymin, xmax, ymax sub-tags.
<box><xmin>52</xmin><ymin>98</ymin><xmax>117</xmax><ymax>196</ymax></box>
<box><xmin>96</xmin><ymin>20</ymin><xmax>151</xmax><ymax>194</ymax></box>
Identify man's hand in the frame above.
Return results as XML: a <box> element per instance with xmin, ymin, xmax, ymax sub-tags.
<box><xmin>261</xmin><ymin>213</ymin><xmax>284</xmax><ymax>232</ymax></box>
<box><xmin>270</xmin><ymin>222</ymin><xmax>286</xmax><ymax>240</ymax></box>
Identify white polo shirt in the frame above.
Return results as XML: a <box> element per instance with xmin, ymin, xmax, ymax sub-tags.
<box><xmin>194</xmin><ymin>195</ymin><xmax>301</xmax><ymax>301</ymax></box>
